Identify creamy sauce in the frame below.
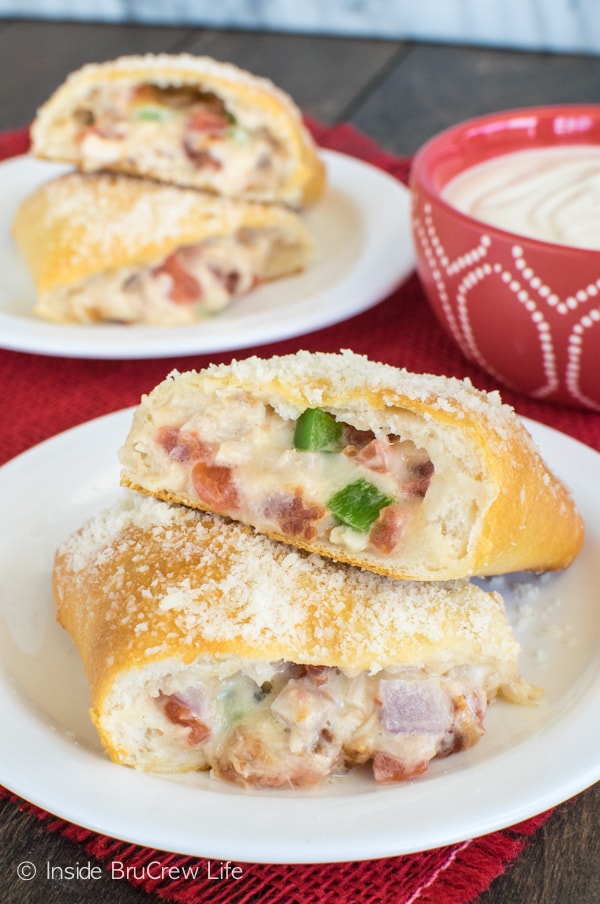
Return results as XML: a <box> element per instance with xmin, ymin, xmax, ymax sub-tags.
<box><xmin>155</xmin><ymin>663</ymin><xmax>487</xmax><ymax>787</ymax></box>
<box><xmin>150</xmin><ymin>398</ymin><xmax>432</xmax><ymax>554</ymax></box>
<box><xmin>74</xmin><ymin>82</ymin><xmax>286</xmax><ymax>197</ymax></box>
<box><xmin>442</xmin><ymin>145</ymin><xmax>600</xmax><ymax>250</ymax></box>
<box><xmin>39</xmin><ymin>231</ymin><xmax>273</xmax><ymax>326</ymax></box>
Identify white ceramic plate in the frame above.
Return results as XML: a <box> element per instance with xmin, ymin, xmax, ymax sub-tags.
<box><xmin>0</xmin><ymin>151</ymin><xmax>413</xmax><ymax>360</ymax></box>
<box><xmin>0</xmin><ymin>410</ymin><xmax>598</xmax><ymax>863</ymax></box>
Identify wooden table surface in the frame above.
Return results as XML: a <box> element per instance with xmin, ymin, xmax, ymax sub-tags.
<box><xmin>0</xmin><ymin>17</ymin><xmax>598</xmax><ymax>904</ymax></box>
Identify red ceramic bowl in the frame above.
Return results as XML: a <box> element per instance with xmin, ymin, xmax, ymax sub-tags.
<box><xmin>410</xmin><ymin>105</ymin><xmax>600</xmax><ymax>411</ymax></box>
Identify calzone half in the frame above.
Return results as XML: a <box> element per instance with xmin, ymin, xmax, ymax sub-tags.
<box><xmin>54</xmin><ymin>493</ymin><xmax>536</xmax><ymax>788</ymax></box>
<box><xmin>119</xmin><ymin>350</ymin><xmax>584</xmax><ymax>580</ymax></box>
<box><xmin>12</xmin><ymin>171</ymin><xmax>312</xmax><ymax>326</ymax></box>
<box><xmin>30</xmin><ymin>53</ymin><xmax>325</xmax><ymax>208</ymax></box>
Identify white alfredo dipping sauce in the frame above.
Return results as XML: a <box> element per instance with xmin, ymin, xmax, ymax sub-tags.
<box><xmin>442</xmin><ymin>145</ymin><xmax>600</xmax><ymax>250</ymax></box>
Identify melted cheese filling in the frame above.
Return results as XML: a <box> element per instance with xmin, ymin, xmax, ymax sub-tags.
<box><xmin>67</xmin><ymin>82</ymin><xmax>288</xmax><ymax>197</ymax></box>
<box><xmin>153</xmin><ymin>662</ymin><xmax>487</xmax><ymax>787</ymax></box>
<box><xmin>37</xmin><ymin>228</ymin><xmax>282</xmax><ymax>326</ymax></box>
<box><xmin>150</xmin><ymin>399</ymin><xmax>434</xmax><ymax>555</ymax></box>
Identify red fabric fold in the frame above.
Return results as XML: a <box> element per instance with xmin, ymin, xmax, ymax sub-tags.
<box><xmin>1</xmin><ymin>120</ymin><xmax>587</xmax><ymax>903</ymax></box>
<box><xmin>2</xmin><ymin>786</ymin><xmax>549</xmax><ymax>904</ymax></box>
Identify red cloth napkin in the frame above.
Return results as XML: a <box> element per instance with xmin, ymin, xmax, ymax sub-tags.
<box><xmin>1</xmin><ymin>121</ymin><xmax>596</xmax><ymax>903</ymax></box>
<box><xmin>0</xmin><ymin>785</ymin><xmax>549</xmax><ymax>903</ymax></box>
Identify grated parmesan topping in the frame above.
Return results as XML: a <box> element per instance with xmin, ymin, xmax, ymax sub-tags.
<box><xmin>57</xmin><ymin>492</ymin><xmax>520</xmax><ymax>674</ymax></box>
<box><xmin>23</xmin><ymin>172</ymin><xmax>291</xmax><ymax>269</ymax></box>
<box><xmin>169</xmin><ymin>349</ymin><xmax>526</xmax><ymax>446</ymax></box>
<box><xmin>116</xmin><ymin>348</ymin><xmax>585</xmax><ymax>583</ymax></box>
<box><xmin>44</xmin><ymin>53</ymin><xmax>306</xmax><ymax>123</ymax></box>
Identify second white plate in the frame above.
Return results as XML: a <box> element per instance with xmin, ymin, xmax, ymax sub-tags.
<box><xmin>0</xmin><ymin>150</ymin><xmax>413</xmax><ymax>359</ymax></box>
<box><xmin>0</xmin><ymin>410</ymin><xmax>598</xmax><ymax>862</ymax></box>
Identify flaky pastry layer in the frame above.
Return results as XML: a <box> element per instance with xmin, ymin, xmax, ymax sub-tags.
<box><xmin>12</xmin><ymin>171</ymin><xmax>312</xmax><ymax>325</ymax></box>
<box><xmin>119</xmin><ymin>350</ymin><xmax>584</xmax><ymax>580</ymax></box>
<box><xmin>31</xmin><ymin>53</ymin><xmax>325</xmax><ymax>207</ymax></box>
<box><xmin>54</xmin><ymin>493</ymin><xmax>535</xmax><ymax>784</ymax></box>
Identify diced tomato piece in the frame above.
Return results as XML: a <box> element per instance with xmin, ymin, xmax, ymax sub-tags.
<box><xmin>187</xmin><ymin>107</ymin><xmax>230</xmax><ymax>134</ymax></box>
<box><xmin>156</xmin><ymin>426</ymin><xmax>213</xmax><ymax>463</ymax></box>
<box><xmin>153</xmin><ymin>252</ymin><xmax>202</xmax><ymax>304</ymax></box>
<box><xmin>263</xmin><ymin>489</ymin><xmax>325</xmax><ymax>540</ymax></box>
<box><xmin>369</xmin><ymin>504</ymin><xmax>406</xmax><ymax>554</ymax></box>
<box><xmin>372</xmin><ymin>752</ymin><xmax>428</xmax><ymax>783</ymax></box>
<box><xmin>183</xmin><ymin>105</ymin><xmax>229</xmax><ymax>168</ymax></box>
<box><xmin>191</xmin><ymin>461</ymin><xmax>240</xmax><ymax>511</ymax></box>
<box><xmin>162</xmin><ymin>697</ymin><xmax>211</xmax><ymax>746</ymax></box>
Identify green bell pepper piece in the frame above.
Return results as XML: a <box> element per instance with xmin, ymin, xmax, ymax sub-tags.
<box><xmin>327</xmin><ymin>478</ymin><xmax>395</xmax><ymax>532</ymax></box>
<box><xmin>293</xmin><ymin>407</ymin><xmax>343</xmax><ymax>451</ymax></box>
<box><xmin>227</xmin><ymin>123</ymin><xmax>250</xmax><ymax>144</ymax></box>
<box><xmin>132</xmin><ymin>105</ymin><xmax>171</xmax><ymax>122</ymax></box>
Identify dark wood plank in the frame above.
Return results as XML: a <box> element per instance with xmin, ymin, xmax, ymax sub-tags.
<box><xmin>0</xmin><ymin>796</ymin><xmax>154</xmax><ymax>903</ymax></box>
<box><xmin>0</xmin><ymin>19</ymin><xmax>196</xmax><ymax>130</ymax></box>
<box><xmin>182</xmin><ymin>28</ymin><xmax>405</xmax><ymax>123</ymax></box>
<box><xmin>352</xmin><ymin>41</ymin><xmax>600</xmax><ymax>155</ymax></box>
<box><xmin>0</xmin><ymin>21</ymin><xmax>403</xmax><ymax>131</ymax></box>
<box><xmin>480</xmin><ymin>784</ymin><xmax>600</xmax><ymax>904</ymax></box>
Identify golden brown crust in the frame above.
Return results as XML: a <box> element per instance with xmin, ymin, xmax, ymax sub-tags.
<box><xmin>54</xmin><ymin>494</ymin><xmax>526</xmax><ymax>728</ymax></box>
<box><xmin>119</xmin><ymin>350</ymin><xmax>585</xmax><ymax>580</ymax></box>
<box><xmin>31</xmin><ymin>53</ymin><xmax>325</xmax><ymax>207</ymax></box>
<box><xmin>12</xmin><ymin>171</ymin><xmax>312</xmax><ymax>299</ymax></box>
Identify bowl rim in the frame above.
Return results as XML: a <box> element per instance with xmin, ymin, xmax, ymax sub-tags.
<box><xmin>409</xmin><ymin>103</ymin><xmax>600</xmax><ymax>256</ymax></box>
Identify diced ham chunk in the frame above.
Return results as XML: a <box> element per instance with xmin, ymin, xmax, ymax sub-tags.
<box><xmin>263</xmin><ymin>489</ymin><xmax>325</xmax><ymax>540</ymax></box>
<box><xmin>156</xmin><ymin>426</ymin><xmax>214</xmax><ymax>463</ymax></box>
<box><xmin>347</xmin><ymin>437</ymin><xmax>390</xmax><ymax>473</ymax></box>
<box><xmin>369</xmin><ymin>504</ymin><xmax>407</xmax><ymax>554</ymax></box>
<box><xmin>405</xmin><ymin>459</ymin><xmax>435</xmax><ymax>498</ymax></box>
<box><xmin>183</xmin><ymin>106</ymin><xmax>227</xmax><ymax>167</ymax></box>
<box><xmin>159</xmin><ymin>690</ymin><xmax>211</xmax><ymax>746</ymax></box>
<box><xmin>207</xmin><ymin>264</ymin><xmax>241</xmax><ymax>294</ymax></box>
<box><xmin>342</xmin><ymin>425</ymin><xmax>376</xmax><ymax>448</ymax></box>
<box><xmin>183</xmin><ymin>144</ymin><xmax>222</xmax><ymax>169</ymax></box>
<box><xmin>216</xmin><ymin>725</ymin><xmax>326</xmax><ymax>789</ymax></box>
<box><xmin>271</xmin><ymin>677</ymin><xmax>336</xmax><ymax>736</ymax></box>
<box><xmin>378</xmin><ymin>677</ymin><xmax>453</xmax><ymax>735</ymax></box>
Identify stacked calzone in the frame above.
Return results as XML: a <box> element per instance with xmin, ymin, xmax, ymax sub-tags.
<box><xmin>12</xmin><ymin>172</ymin><xmax>312</xmax><ymax>326</ymax></box>
<box><xmin>14</xmin><ymin>54</ymin><xmax>324</xmax><ymax>325</ymax></box>
<box><xmin>31</xmin><ymin>53</ymin><xmax>325</xmax><ymax>206</ymax></box>
<box><xmin>55</xmin><ymin>493</ymin><xmax>537</xmax><ymax>788</ymax></box>
<box><xmin>54</xmin><ymin>352</ymin><xmax>584</xmax><ymax>788</ymax></box>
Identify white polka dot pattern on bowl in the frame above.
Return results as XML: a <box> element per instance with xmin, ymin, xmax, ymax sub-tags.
<box><xmin>412</xmin><ymin>198</ymin><xmax>600</xmax><ymax>411</ymax></box>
